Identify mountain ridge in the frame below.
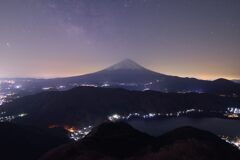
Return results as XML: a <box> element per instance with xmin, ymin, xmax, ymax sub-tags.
<box><xmin>1</xmin><ymin>86</ymin><xmax>240</xmax><ymax>128</ymax></box>
<box><xmin>40</xmin><ymin>122</ymin><xmax>240</xmax><ymax>160</ymax></box>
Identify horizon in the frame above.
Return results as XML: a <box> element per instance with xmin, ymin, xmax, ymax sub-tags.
<box><xmin>0</xmin><ymin>58</ymin><xmax>238</xmax><ymax>81</ymax></box>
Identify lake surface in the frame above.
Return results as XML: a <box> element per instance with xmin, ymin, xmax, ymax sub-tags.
<box><xmin>127</xmin><ymin>117</ymin><xmax>240</xmax><ymax>137</ymax></box>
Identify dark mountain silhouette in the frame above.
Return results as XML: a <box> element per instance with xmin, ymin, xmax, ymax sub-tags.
<box><xmin>105</xmin><ymin>58</ymin><xmax>147</xmax><ymax>71</ymax></box>
<box><xmin>233</xmin><ymin>80</ymin><xmax>240</xmax><ymax>84</ymax></box>
<box><xmin>0</xmin><ymin>122</ymin><xmax>70</xmax><ymax>160</ymax></box>
<box><xmin>52</xmin><ymin>59</ymin><xmax>240</xmax><ymax>94</ymax></box>
<box><xmin>40</xmin><ymin>122</ymin><xmax>240</xmax><ymax>160</ymax></box>
<box><xmin>44</xmin><ymin>59</ymin><xmax>168</xmax><ymax>86</ymax></box>
<box><xmin>1</xmin><ymin>87</ymin><xmax>239</xmax><ymax>128</ymax></box>
<box><xmin>13</xmin><ymin>59</ymin><xmax>240</xmax><ymax>96</ymax></box>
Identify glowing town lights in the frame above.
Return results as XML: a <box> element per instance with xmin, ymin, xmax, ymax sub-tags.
<box><xmin>143</xmin><ymin>88</ymin><xmax>150</xmax><ymax>91</ymax></box>
<box><xmin>58</xmin><ymin>85</ymin><xmax>65</xmax><ymax>89</ymax></box>
<box><xmin>221</xmin><ymin>136</ymin><xmax>240</xmax><ymax>150</ymax></box>
<box><xmin>186</xmin><ymin>109</ymin><xmax>196</xmax><ymax>113</ymax></box>
<box><xmin>227</xmin><ymin>107</ymin><xmax>240</xmax><ymax>114</ymax></box>
<box><xmin>0</xmin><ymin>94</ymin><xmax>7</xmax><ymax>106</ymax></box>
<box><xmin>149</xmin><ymin>113</ymin><xmax>156</xmax><ymax>117</ymax></box>
<box><xmin>42</xmin><ymin>87</ymin><xmax>53</xmax><ymax>90</ymax></box>
<box><xmin>224</xmin><ymin>107</ymin><xmax>240</xmax><ymax>118</ymax></box>
<box><xmin>107</xmin><ymin>108</ymin><xmax>205</xmax><ymax>122</ymax></box>
<box><xmin>108</xmin><ymin>114</ymin><xmax>121</xmax><ymax>121</ymax></box>
<box><xmin>18</xmin><ymin>113</ymin><xmax>27</xmax><ymax>117</ymax></box>
<box><xmin>64</xmin><ymin>126</ymin><xmax>78</xmax><ymax>133</ymax></box>
<box><xmin>0</xmin><ymin>112</ymin><xmax>28</xmax><ymax>122</ymax></box>
<box><xmin>69</xmin><ymin>125</ymin><xmax>93</xmax><ymax>141</ymax></box>
<box><xmin>15</xmin><ymin>85</ymin><xmax>22</xmax><ymax>89</ymax></box>
<box><xmin>101</xmin><ymin>83</ymin><xmax>110</xmax><ymax>87</ymax></box>
<box><xmin>48</xmin><ymin>124</ymin><xmax>93</xmax><ymax>141</ymax></box>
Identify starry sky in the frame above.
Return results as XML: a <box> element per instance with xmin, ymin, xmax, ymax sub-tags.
<box><xmin>0</xmin><ymin>0</ymin><xmax>239</xmax><ymax>80</ymax></box>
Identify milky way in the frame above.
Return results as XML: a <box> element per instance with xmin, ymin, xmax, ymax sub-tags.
<box><xmin>0</xmin><ymin>0</ymin><xmax>239</xmax><ymax>79</ymax></box>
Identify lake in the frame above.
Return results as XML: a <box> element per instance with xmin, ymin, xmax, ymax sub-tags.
<box><xmin>127</xmin><ymin>117</ymin><xmax>240</xmax><ymax>137</ymax></box>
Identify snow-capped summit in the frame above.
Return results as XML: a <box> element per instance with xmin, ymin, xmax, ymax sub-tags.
<box><xmin>106</xmin><ymin>59</ymin><xmax>146</xmax><ymax>71</ymax></box>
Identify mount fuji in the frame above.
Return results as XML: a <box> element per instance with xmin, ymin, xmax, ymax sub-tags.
<box><xmin>36</xmin><ymin>59</ymin><xmax>166</xmax><ymax>89</ymax></box>
<box><xmin>16</xmin><ymin>59</ymin><xmax>240</xmax><ymax>96</ymax></box>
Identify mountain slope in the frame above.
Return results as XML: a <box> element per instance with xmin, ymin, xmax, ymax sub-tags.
<box><xmin>37</xmin><ymin>59</ymin><xmax>240</xmax><ymax>95</ymax></box>
<box><xmin>50</xmin><ymin>59</ymin><xmax>166</xmax><ymax>84</ymax></box>
<box><xmin>105</xmin><ymin>59</ymin><xmax>147</xmax><ymax>71</ymax></box>
<box><xmin>1</xmin><ymin>87</ymin><xmax>239</xmax><ymax>128</ymax></box>
<box><xmin>40</xmin><ymin>122</ymin><xmax>240</xmax><ymax>160</ymax></box>
<box><xmin>0</xmin><ymin>122</ymin><xmax>70</xmax><ymax>160</ymax></box>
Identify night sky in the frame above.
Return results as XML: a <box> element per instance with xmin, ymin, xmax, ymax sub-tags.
<box><xmin>0</xmin><ymin>0</ymin><xmax>239</xmax><ymax>80</ymax></box>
